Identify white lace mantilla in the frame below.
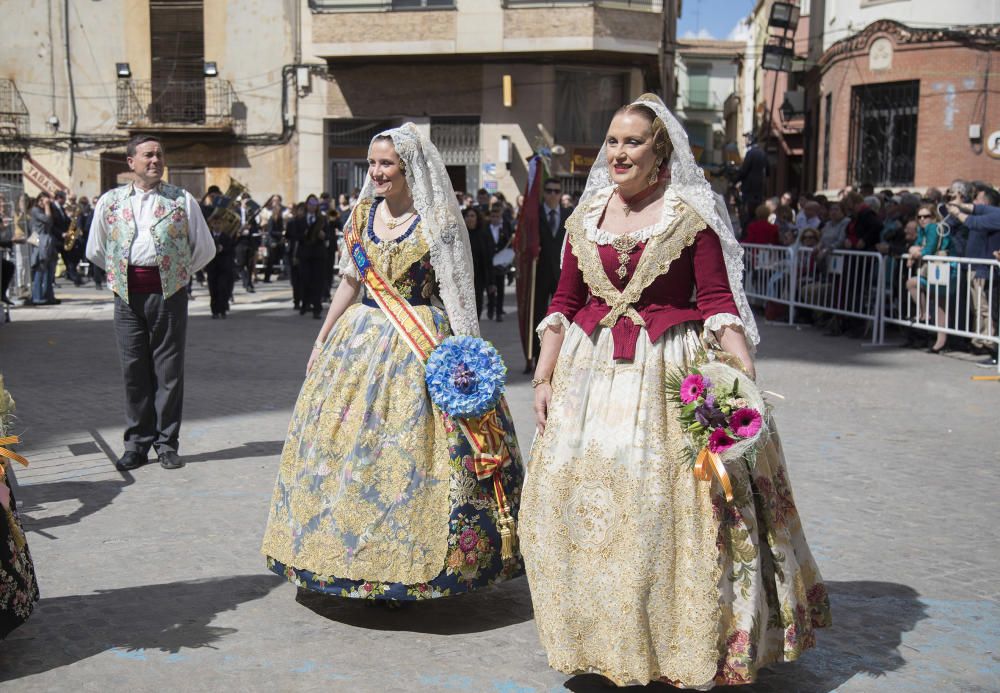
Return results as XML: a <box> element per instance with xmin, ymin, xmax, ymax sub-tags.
<box><xmin>576</xmin><ymin>94</ymin><xmax>759</xmax><ymax>352</ymax></box>
<box><xmin>355</xmin><ymin>123</ymin><xmax>480</xmax><ymax>337</ymax></box>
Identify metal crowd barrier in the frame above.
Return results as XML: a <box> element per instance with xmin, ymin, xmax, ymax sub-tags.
<box><xmin>883</xmin><ymin>253</ymin><xmax>999</xmax><ymax>371</ymax></box>
<box><xmin>741</xmin><ymin>243</ymin><xmax>1000</xmax><ymax>370</ymax></box>
<box><xmin>741</xmin><ymin>243</ymin><xmax>885</xmax><ymax>345</ymax></box>
<box><xmin>0</xmin><ymin>250</ymin><xmax>8</xmax><ymax>325</ymax></box>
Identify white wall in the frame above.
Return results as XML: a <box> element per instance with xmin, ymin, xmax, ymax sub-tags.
<box><xmin>675</xmin><ymin>52</ymin><xmax>739</xmax><ymax>164</ymax></box>
<box><xmin>823</xmin><ymin>0</ymin><xmax>1000</xmax><ymax>51</ymax></box>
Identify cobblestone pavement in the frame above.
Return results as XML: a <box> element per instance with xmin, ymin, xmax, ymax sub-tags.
<box><xmin>0</xmin><ymin>279</ymin><xmax>997</xmax><ymax>692</ymax></box>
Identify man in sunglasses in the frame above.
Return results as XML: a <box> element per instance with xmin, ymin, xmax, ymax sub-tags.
<box><xmin>527</xmin><ymin>179</ymin><xmax>571</xmax><ymax>371</ymax></box>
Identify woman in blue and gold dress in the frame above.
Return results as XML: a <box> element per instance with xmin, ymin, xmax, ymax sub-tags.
<box><xmin>261</xmin><ymin>124</ymin><xmax>524</xmax><ymax>600</ymax></box>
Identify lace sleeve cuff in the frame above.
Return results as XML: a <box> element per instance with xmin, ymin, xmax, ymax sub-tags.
<box><xmin>536</xmin><ymin>312</ymin><xmax>571</xmax><ymax>339</ymax></box>
<box><xmin>702</xmin><ymin>312</ymin><xmax>744</xmax><ymax>346</ymax></box>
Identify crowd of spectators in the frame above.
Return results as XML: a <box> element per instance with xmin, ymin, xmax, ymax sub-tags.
<box><xmin>730</xmin><ymin>179</ymin><xmax>1000</xmax><ymax>363</ymax></box>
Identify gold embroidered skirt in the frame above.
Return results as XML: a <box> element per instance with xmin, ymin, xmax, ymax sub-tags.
<box><xmin>520</xmin><ymin>322</ymin><xmax>830</xmax><ymax>687</ymax></box>
<box><xmin>261</xmin><ymin>303</ymin><xmax>524</xmax><ymax>598</ymax></box>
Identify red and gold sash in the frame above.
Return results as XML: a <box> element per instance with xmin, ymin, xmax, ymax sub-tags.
<box><xmin>0</xmin><ymin>435</ymin><xmax>29</xmax><ymax>550</ymax></box>
<box><xmin>346</xmin><ymin>205</ymin><xmax>518</xmax><ymax>560</ymax></box>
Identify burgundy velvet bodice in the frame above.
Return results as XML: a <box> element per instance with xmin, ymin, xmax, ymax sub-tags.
<box><xmin>545</xmin><ymin>227</ymin><xmax>739</xmax><ymax>360</ymax></box>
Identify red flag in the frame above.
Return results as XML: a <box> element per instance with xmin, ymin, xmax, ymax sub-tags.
<box><xmin>515</xmin><ymin>156</ymin><xmax>544</xmax><ymax>362</ymax></box>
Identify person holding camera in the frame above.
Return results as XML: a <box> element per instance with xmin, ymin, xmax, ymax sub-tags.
<box><xmin>905</xmin><ymin>204</ymin><xmax>952</xmax><ymax>353</ymax></box>
<box><xmin>29</xmin><ymin>192</ymin><xmax>59</xmax><ymax>305</ymax></box>
<box><xmin>947</xmin><ymin>183</ymin><xmax>1000</xmax><ymax>357</ymax></box>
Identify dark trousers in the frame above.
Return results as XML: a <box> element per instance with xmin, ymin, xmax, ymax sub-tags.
<box><xmin>113</xmin><ymin>291</ymin><xmax>188</xmax><ymax>455</ymax></box>
<box><xmin>264</xmin><ymin>244</ymin><xmax>284</xmax><ymax>281</ymax></box>
<box><xmin>60</xmin><ymin>247</ymin><xmax>81</xmax><ymax>283</ymax></box>
<box><xmin>473</xmin><ymin>280</ymin><xmax>486</xmax><ymax>318</ymax></box>
<box><xmin>1</xmin><ymin>258</ymin><xmax>13</xmax><ymax>300</ymax></box>
<box><xmin>235</xmin><ymin>244</ymin><xmax>256</xmax><ymax>289</ymax></box>
<box><xmin>290</xmin><ymin>261</ymin><xmax>302</xmax><ymax>308</ymax></box>
<box><xmin>323</xmin><ymin>245</ymin><xmax>337</xmax><ymax>300</ymax></box>
<box><xmin>299</xmin><ymin>256</ymin><xmax>324</xmax><ymax>316</ymax></box>
<box><xmin>487</xmin><ymin>266</ymin><xmax>506</xmax><ymax>318</ymax></box>
<box><xmin>91</xmin><ymin>263</ymin><xmax>106</xmax><ymax>288</ymax></box>
<box><xmin>207</xmin><ymin>260</ymin><xmax>231</xmax><ymax>316</ymax></box>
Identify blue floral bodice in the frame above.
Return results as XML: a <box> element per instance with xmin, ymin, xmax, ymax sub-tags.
<box><xmin>363</xmin><ymin>198</ymin><xmax>438</xmax><ymax>306</ymax></box>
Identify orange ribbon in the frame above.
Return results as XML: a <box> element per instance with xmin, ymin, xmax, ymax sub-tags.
<box><xmin>694</xmin><ymin>447</ymin><xmax>734</xmax><ymax>502</ymax></box>
<box><xmin>0</xmin><ymin>435</ymin><xmax>29</xmax><ymax>477</ymax></box>
<box><xmin>0</xmin><ymin>436</ymin><xmax>28</xmax><ymax>549</ymax></box>
<box><xmin>464</xmin><ymin>410</ymin><xmax>510</xmax><ymax>481</ymax></box>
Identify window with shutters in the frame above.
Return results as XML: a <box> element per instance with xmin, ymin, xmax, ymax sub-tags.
<box><xmin>150</xmin><ymin>0</ymin><xmax>205</xmax><ymax>123</ymax></box>
<box><xmin>686</xmin><ymin>65</ymin><xmax>711</xmax><ymax>109</ymax></box>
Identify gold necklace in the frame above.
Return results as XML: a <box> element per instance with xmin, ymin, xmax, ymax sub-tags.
<box><xmin>610</xmin><ymin>233</ymin><xmax>640</xmax><ymax>280</ymax></box>
<box><xmin>380</xmin><ymin>202</ymin><xmax>415</xmax><ymax>230</ymax></box>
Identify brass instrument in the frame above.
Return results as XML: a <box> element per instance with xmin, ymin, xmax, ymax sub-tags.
<box><xmin>206</xmin><ymin>178</ymin><xmax>250</xmax><ymax>238</ymax></box>
<box><xmin>62</xmin><ymin>198</ymin><xmax>81</xmax><ymax>251</ymax></box>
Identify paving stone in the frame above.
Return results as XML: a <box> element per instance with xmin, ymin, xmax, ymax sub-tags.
<box><xmin>0</xmin><ymin>281</ymin><xmax>996</xmax><ymax>691</ymax></box>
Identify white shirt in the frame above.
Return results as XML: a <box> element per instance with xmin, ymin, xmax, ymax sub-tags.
<box><xmin>489</xmin><ymin>223</ymin><xmax>501</xmax><ymax>245</ymax></box>
<box><xmin>86</xmin><ymin>182</ymin><xmax>215</xmax><ymax>272</ymax></box>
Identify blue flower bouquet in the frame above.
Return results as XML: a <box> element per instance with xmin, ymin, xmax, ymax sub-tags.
<box><xmin>425</xmin><ymin>336</ymin><xmax>506</xmax><ymax>419</ymax></box>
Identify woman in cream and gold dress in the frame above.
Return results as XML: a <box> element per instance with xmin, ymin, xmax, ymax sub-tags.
<box><xmin>520</xmin><ymin>94</ymin><xmax>830</xmax><ymax>687</ymax></box>
<box><xmin>261</xmin><ymin>124</ymin><xmax>524</xmax><ymax>601</ymax></box>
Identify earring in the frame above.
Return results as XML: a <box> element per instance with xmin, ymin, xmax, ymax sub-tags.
<box><xmin>647</xmin><ymin>162</ymin><xmax>660</xmax><ymax>186</ymax></box>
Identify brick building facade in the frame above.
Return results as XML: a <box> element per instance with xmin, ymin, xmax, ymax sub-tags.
<box><xmin>810</xmin><ymin>20</ymin><xmax>1000</xmax><ymax>194</ymax></box>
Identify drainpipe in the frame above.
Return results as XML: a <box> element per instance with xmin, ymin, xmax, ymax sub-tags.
<box><xmin>63</xmin><ymin>0</ymin><xmax>78</xmax><ymax>180</ymax></box>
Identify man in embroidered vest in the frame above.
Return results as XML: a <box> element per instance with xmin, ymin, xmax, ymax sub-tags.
<box><xmin>86</xmin><ymin>135</ymin><xmax>215</xmax><ymax>471</ymax></box>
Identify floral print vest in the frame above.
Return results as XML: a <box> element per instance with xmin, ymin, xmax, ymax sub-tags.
<box><xmin>102</xmin><ymin>182</ymin><xmax>193</xmax><ymax>302</ymax></box>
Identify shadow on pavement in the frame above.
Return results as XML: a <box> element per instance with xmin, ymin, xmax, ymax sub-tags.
<box><xmin>294</xmin><ymin>575</ymin><xmax>533</xmax><ymax>635</ymax></box>
<box><xmin>561</xmin><ymin>580</ymin><xmax>927</xmax><ymax>693</ymax></box>
<box><xmin>182</xmin><ymin>440</ymin><xmax>284</xmax><ymax>465</ymax></box>
<box><xmin>17</xmin><ymin>478</ymin><xmax>135</xmax><ymax>535</ymax></box>
<box><xmin>0</xmin><ymin>574</ymin><xmax>284</xmax><ymax>682</ymax></box>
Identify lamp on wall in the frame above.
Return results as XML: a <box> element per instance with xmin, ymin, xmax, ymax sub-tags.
<box><xmin>762</xmin><ymin>40</ymin><xmax>795</xmax><ymax>72</ymax></box>
<box><xmin>502</xmin><ymin>75</ymin><xmax>514</xmax><ymax>108</ymax></box>
<box><xmin>116</xmin><ymin>62</ymin><xmax>131</xmax><ymax>78</ymax></box>
<box><xmin>203</xmin><ymin>61</ymin><xmax>218</xmax><ymax>77</ymax></box>
<box><xmin>780</xmin><ymin>89</ymin><xmax>805</xmax><ymax>123</ymax></box>
<box><xmin>498</xmin><ymin>135</ymin><xmax>511</xmax><ymax>170</ymax></box>
<box><xmin>768</xmin><ymin>2</ymin><xmax>800</xmax><ymax>31</ymax></box>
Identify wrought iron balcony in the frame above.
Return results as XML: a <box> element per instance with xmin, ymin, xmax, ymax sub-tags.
<box><xmin>502</xmin><ymin>0</ymin><xmax>658</xmax><ymax>8</ymax></box>
<box><xmin>0</xmin><ymin>79</ymin><xmax>29</xmax><ymax>139</ymax></box>
<box><xmin>116</xmin><ymin>79</ymin><xmax>245</xmax><ymax>133</ymax></box>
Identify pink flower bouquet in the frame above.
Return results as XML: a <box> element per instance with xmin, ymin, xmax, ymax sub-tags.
<box><xmin>666</xmin><ymin>360</ymin><xmax>768</xmax><ymax>466</ymax></box>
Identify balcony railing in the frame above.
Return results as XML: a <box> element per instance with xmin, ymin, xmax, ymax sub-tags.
<box><xmin>310</xmin><ymin>0</ymin><xmax>455</xmax><ymax>10</ymax></box>
<box><xmin>502</xmin><ymin>0</ymin><xmax>659</xmax><ymax>8</ymax></box>
<box><xmin>116</xmin><ymin>79</ymin><xmax>245</xmax><ymax>133</ymax></box>
<box><xmin>311</xmin><ymin>0</ymin><xmax>655</xmax><ymax>9</ymax></box>
<box><xmin>430</xmin><ymin>120</ymin><xmax>479</xmax><ymax>166</ymax></box>
<box><xmin>0</xmin><ymin>79</ymin><xmax>29</xmax><ymax>139</ymax></box>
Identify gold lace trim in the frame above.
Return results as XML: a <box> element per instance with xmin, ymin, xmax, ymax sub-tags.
<box><xmin>356</xmin><ymin>204</ymin><xmax>429</xmax><ymax>283</ymax></box>
<box><xmin>567</xmin><ymin>200</ymin><xmax>707</xmax><ymax>330</ymax></box>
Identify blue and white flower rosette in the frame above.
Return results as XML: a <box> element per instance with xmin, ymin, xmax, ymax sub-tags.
<box><xmin>425</xmin><ymin>336</ymin><xmax>506</xmax><ymax>419</ymax></box>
